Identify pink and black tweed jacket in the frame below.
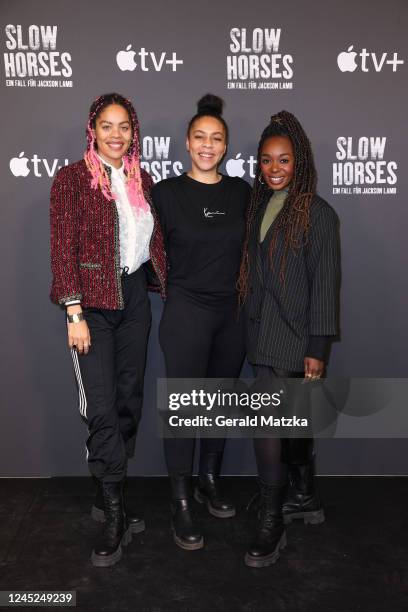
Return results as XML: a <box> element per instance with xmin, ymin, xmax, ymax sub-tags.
<box><xmin>50</xmin><ymin>159</ymin><xmax>166</xmax><ymax>309</ymax></box>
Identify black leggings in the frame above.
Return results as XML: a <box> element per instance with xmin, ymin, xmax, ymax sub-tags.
<box><xmin>252</xmin><ymin>366</ymin><xmax>313</xmax><ymax>485</ymax></box>
<box><xmin>159</xmin><ymin>288</ymin><xmax>245</xmax><ymax>475</ymax></box>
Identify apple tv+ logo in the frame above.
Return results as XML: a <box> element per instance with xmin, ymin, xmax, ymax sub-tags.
<box><xmin>116</xmin><ymin>45</ymin><xmax>183</xmax><ymax>72</ymax></box>
<box><xmin>224</xmin><ymin>153</ymin><xmax>257</xmax><ymax>179</ymax></box>
<box><xmin>337</xmin><ymin>45</ymin><xmax>404</xmax><ymax>72</ymax></box>
<box><xmin>9</xmin><ymin>152</ymin><xmax>69</xmax><ymax>178</ymax></box>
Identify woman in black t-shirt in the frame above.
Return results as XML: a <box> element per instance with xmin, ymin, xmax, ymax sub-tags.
<box><xmin>152</xmin><ymin>94</ymin><xmax>251</xmax><ymax>550</ymax></box>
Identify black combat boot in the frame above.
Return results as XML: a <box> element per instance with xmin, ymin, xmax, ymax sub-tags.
<box><xmin>282</xmin><ymin>461</ymin><xmax>325</xmax><ymax>525</ymax></box>
<box><xmin>194</xmin><ymin>452</ymin><xmax>236</xmax><ymax>518</ymax></box>
<box><xmin>91</xmin><ymin>477</ymin><xmax>145</xmax><ymax>534</ymax></box>
<box><xmin>170</xmin><ymin>473</ymin><xmax>204</xmax><ymax>550</ymax></box>
<box><xmin>91</xmin><ymin>480</ymin><xmax>132</xmax><ymax>567</ymax></box>
<box><xmin>245</xmin><ymin>480</ymin><xmax>287</xmax><ymax>568</ymax></box>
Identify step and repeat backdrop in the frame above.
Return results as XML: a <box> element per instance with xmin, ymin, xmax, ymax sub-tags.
<box><xmin>1</xmin><ymin>0</ymin><xmax>407</xmax><ymax>476</ymax></box>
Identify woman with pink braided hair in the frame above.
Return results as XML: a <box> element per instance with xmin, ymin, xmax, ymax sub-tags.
<box><xmin>50</xmin><ymin>93</ymin><xmax>166</xmax><ymax>567</ymax></box>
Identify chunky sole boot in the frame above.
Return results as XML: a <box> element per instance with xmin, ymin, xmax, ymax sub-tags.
<box><xmin>245</xmin><ymin>531</ymin><xmax>287</xmax><ymax>568</ymax></box>
<box><xmin>193</xmin><ymin>486</ymin><xmax>236</xmax><ymax>518</ymax></box>
<box><xmin>170</xmin><ymin>499</ymin><xmax>204</xmax><ymax>551</ymax></box>
<box><xmin>91</xmin><ymin>505</ymin><xmax>146</xmax><ymax>534</ymax></box>
<box><xmin>90</xmin><ymin>480</ymin><xmax>131</xmax><ymax>568</ymax></box>
<box><xmin>283</xmin><ymin>461</ymin><xmax>325</xmax><ymax>525</ymax></box>
<box><xmin>170</xmin><ymin>474</ymin><xmax>204</xmax><ymax>551</ymax></box>
<box><xmin>171</xmin><ymin>523</ymin><xmax>204</xmax><ymax>551</ymax></box>
<box><xmin>284</xmin><ymin>507</ymin><xmax>325</xmax><ymax>525</ymax></box>
<box><xmin>91</xmin><ymin>478</ymin><xmax>146</xmax><ymax>534</ymax></box>
<box><xmin>195</xmin><ymin>452</ymin><xmax>236</xmax><ymax>518</ymax></box>
<box><xmin>91</xmin><ymin>525</ymin><xmax>132</xmax><ymax>567</ymax></box>
<box><xmin>244</xmin><ymin>480</ymin><xmax>287</xmax><ymax>569</ymax></box>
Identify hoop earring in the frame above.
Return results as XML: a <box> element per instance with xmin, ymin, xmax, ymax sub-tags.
<box><xmin>258</xmin><ymin>173</ymin><xmax>265</xmax><ymax>184</ymax></box>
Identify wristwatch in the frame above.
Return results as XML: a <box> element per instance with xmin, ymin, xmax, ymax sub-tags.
<box><xmin>67</xmin><ymin>312</ymin><xmax>85</xmax><ymax>323</ymax></box>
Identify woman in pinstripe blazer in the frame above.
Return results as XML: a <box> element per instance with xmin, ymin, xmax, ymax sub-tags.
<box><xmin>238</xmin><ymin>111</ymin><xmax>340</xmax><ymax>567</ymax></box>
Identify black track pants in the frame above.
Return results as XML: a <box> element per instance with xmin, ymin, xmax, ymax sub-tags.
<box><xmin>71</xmin><ymin>269</ymin><xmax>151</xmax><ymax>483</ymax></box>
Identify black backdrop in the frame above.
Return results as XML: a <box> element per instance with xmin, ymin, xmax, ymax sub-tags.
<box><xmin>1</xmin><ymin>0</ymin><xmax>407</xmax><ymax>476</ymax></box>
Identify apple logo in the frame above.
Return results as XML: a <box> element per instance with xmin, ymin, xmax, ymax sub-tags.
<box><xmin>225</xmin><ymin>153</ymin><xmax>245</xmax><ymax>178</ymax></box>
<box><xmin>10</xmin><ymin>152</ymin><xmax>30</xmax><ymax>177</ymax></box>
<box><xmin>337</xmin><ymin>45</ymin><xmax>358</xmax><ymax>72</ymax></box>
<box><xmin>116</xmin><ymin>45</ymin><xmax>137</xmax><ymax>71</ymax></box>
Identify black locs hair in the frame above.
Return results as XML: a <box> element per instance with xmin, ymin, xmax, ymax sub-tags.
<box><xmin>238</xmin><ymin>110</ymin><xmax>317</xmax><ymax>304</ymax></box>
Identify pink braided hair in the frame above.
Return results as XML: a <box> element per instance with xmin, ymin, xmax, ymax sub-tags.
<box><xmin>84</xmin><ymin>93</ymin><xmax>149</xmax><ymax>214</ymax></box>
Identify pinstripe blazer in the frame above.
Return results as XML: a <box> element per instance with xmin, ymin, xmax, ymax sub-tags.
<box><xmin>245</xmin><ymin>192</ymin><xmax>341</xmax><ymax>371</ymax></box>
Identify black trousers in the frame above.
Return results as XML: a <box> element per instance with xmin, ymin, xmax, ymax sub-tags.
<box><xmin>159</xmin><ymin>288</ymin><xmax>245</xmax><ymax>475</ymax></box>
<box><xmin>71</xmin><ymin>268</ymin><xmax>151</xmax><ymax>483</ymax></box>
<box><xmin>252</xmin><ymin>365</ymin><xmax>314</xmax><ymax>485</ymax></box>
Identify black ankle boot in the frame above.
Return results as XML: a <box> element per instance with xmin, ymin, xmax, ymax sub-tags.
<box><xmin>245</xmin><ymin>480</ymin><xmax>287</xmax><ymax>568</ymax></box>
<box><xmin>194</xmin><ymin>452</ymin><xmax>236</xmax><ymax>518</ymax></box>
<box><xmin>282</xmin><ymin>461</ymin><xmax>325</xmax><ymax>525</ymax></box>
<box><xmin>91</xmin><ymin>480</ymin><xmax>132</xmax><ymax>567</ymax></box>
<box><xmin>91</xmin><ymin>478</ymin><xmax>145</xmax><ymax>534</ymax></box>
<box><xmin>170</xmin><ymin>473</ymin><xmax>204</xmax><ymax>550</ymax></box>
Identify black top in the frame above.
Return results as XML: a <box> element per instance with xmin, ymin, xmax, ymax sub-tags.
<box><xmin>152</xmin><ymin>173</ymin><xmax>251</xmax><ymax>305</ymax></box>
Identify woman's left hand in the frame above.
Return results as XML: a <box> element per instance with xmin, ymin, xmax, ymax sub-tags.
<box><xmin>304</xmin><ymin>357</ymin><xmax>325</xmax><ymax>380</ymax></box>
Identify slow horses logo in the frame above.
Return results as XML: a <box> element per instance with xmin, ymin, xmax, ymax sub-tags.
<box><xmin>332</xmin><ymin>137</ymin><xmax>398</xmax><ymax>195</ymax></box>
<box><xmin>140</xmin><ymin>136</ymin><xmax>183</xmax><ymax>182</ymax></box>
<box><xmin>4</xmin><ymin>24</ymin><xmax>73</xmax><ymax>88</ymax></box>
<box><xmin>226</xmin><ymin>27</ymin><xmax>294</xmax><ymax>90</ymax></box>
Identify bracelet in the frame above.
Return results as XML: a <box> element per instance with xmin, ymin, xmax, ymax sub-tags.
<box><xmin>67</xmin><ymin>312</ymin><xmax>84</xmax><ymax>323</ymax></box>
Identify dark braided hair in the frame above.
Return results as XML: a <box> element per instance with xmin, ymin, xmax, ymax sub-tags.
<box><xmin>84</xmin><ymin>92</ymin><xmax>149</xmax><ymax>213</ymax></box>
<box><xmin>187</xmin><ymin>93</ymin><xmax>229</xmax><ymax>143</ymax></box>
<box><xmin>238</xmin><ymin>110</ymin><xmax>317</xmax><ymax>305</ymax></box>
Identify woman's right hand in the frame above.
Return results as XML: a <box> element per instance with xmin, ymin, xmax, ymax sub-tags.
<box><xmin>67</xmin><ymin>320</ymin><xmax>91</xmax><ymax>355</ymax></box>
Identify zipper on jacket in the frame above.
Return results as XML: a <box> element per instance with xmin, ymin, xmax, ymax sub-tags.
<box><xmin>111</xmin><ymin>201</ymin><xmax>124</xmax><ymax>309</ymax></box>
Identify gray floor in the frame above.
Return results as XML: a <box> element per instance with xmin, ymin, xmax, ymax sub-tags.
<box><xmin>0</xmin><ymin>477</ymin><xmax>407</xmax><ymax>611</ymax></box>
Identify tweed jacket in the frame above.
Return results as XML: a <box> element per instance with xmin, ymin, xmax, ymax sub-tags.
<box><xmin>50</xmin><ymin>159</ymin><xmax>166</xmax><ymax>309</ymax></box>
<box><xmin>245</xmin><ymin>192</ymin><xmax>341</xmax><ymax>371</ymax></box>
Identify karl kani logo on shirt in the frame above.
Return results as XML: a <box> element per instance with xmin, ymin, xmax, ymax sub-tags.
<box><xmin>203</xmin><ymin>207</ymin><xmax>226</xmax><ymax>219</ymax></box>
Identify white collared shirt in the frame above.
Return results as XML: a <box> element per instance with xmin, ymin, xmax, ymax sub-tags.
<box><xmin>103</xmin><ymin>157</ymin><xmax>153</xmax><ymax>274</ymax></box>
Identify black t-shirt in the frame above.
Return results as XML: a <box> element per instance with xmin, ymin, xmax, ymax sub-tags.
<box><xmin>152</xmin><ymin>173</ymin><xmax>251</xmax><ymax>305</ymax></box>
